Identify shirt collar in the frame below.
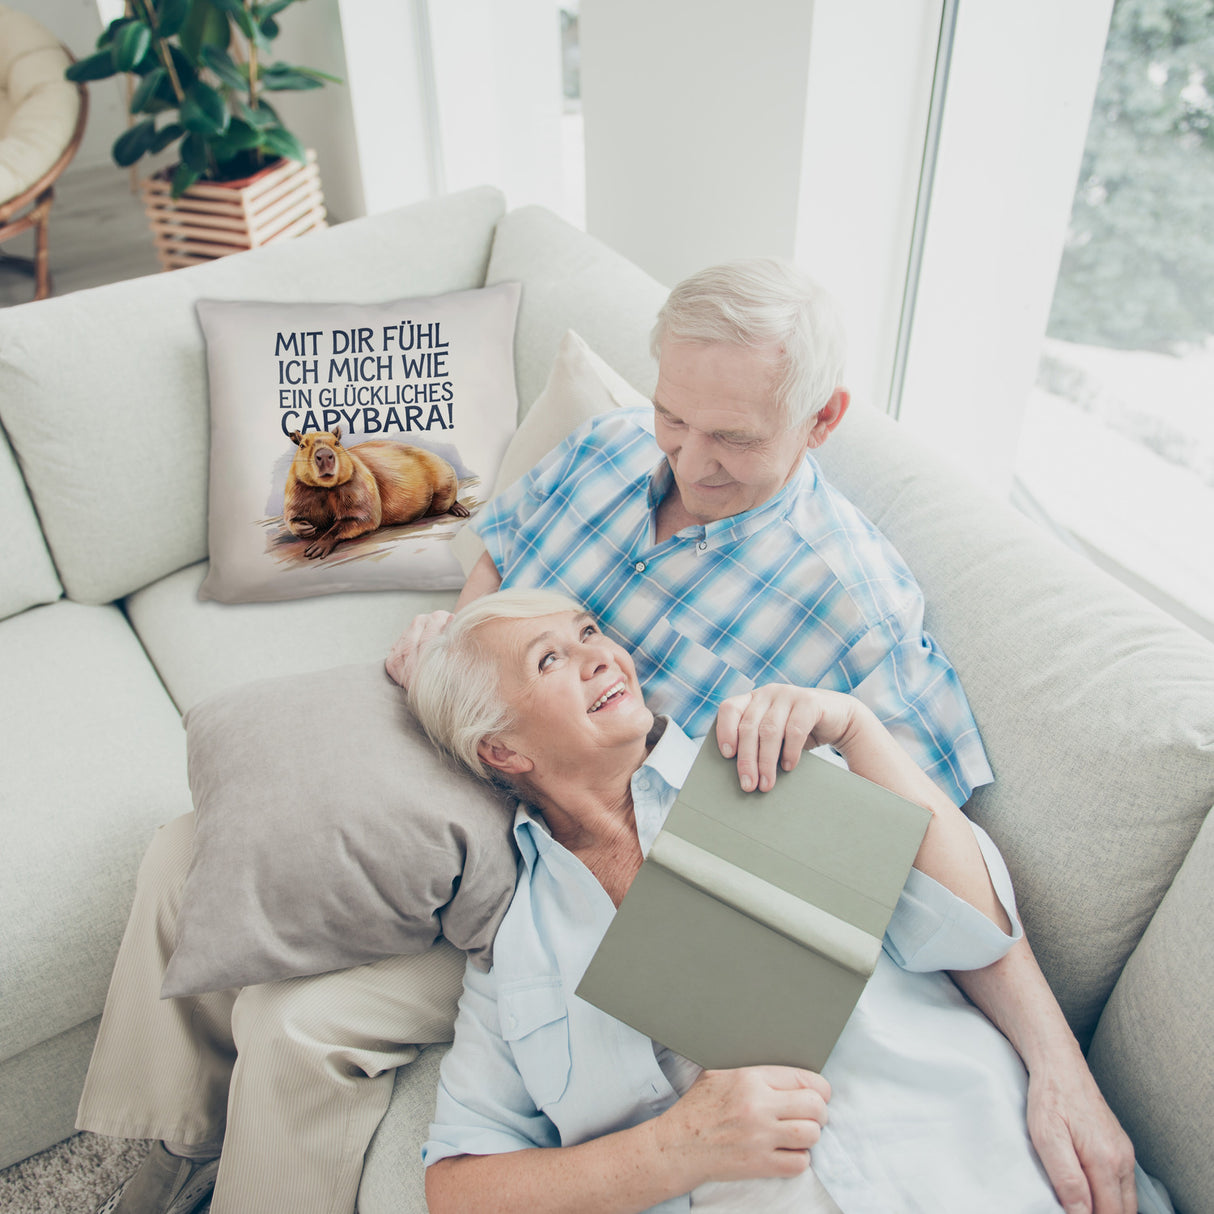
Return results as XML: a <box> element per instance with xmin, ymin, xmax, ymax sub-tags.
<box><xmin>512</xmin><ymin>716</ymin><xmax>703</xmax><ymax>869</ymax></box>
<box><xmin>645</xmin><ymin>456</ymin><xmax>817</xmax><ymax>548</ymax></box>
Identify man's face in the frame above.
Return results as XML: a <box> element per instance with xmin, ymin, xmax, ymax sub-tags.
<box><xmin>652</xmin><ymin>340</ymin><xmax>815</xmax><ymax>524</ymax></box>
<box><xmin>477</xmin><ymin>610</ymin><xmax>653</xmax><ymax>779</ymax></box>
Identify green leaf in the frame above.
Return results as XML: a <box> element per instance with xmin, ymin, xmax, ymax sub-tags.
<box><xmin>181</xmin><ymin>80</ymin><xmax>230</xmax><ymax>135</ymax></box>
<box><xmin>112</xmin><ymin>20</ymin><xmax>152</xmax><ymax>72</ymax></box>
<box><xmin>234</xmin><ymin>97</ymin><xmax>278</xmax><ymax>129</ymax></box>
<box><xmin>96</xmin><ymin>17</ymin><xmax>129</xmax><ymax>50</ymax></box>
<box><xmin>221</xmin><ymin>118</ymin><xmax>263</xmax><ymax>150</ymax></box>
<box><xmin>180</xmin><ymin>131</ymin><xmax>210</xmax><ymax>172</ymax></box>
<box><xmin>171</xmin><ymin>162</ymin><xmax>201</xmax><ymax>197</ymax></box>
<box><xmin>66</xmin><ymin>50</ymin><xmax>119</xmax><ymax>83</ymax></box>
<box><xmin>180</xmin><ymin>0</ymin><xmax>231</xmax><ymax>63</ymax></box>
<box><xmin>129</xmin><ymin>66</ymin><xmax>166</xmax><ymax>113</ymax></box>
<box><xmin>150</xmin><ymin>122</ymin><xmax>185</xmax><ymax>153</ymax></box>
<box><xmin>259</xmin><ymin>15</ymin><xmax>279</xmax><ymax>40</ymax></box>
<box><xmin>155</xmin><ymin>0</ymin><xmax>191</xmax><ymax>40</ymax></box>
<box><xmin>293</xmin><ymin>65</ymin><xmax>343</xmax><ymax>85</ymax></box>
<box><xmin>259</xmin><ymin>63</ymin><xmax>323</xmax><ymax>91</ymax></box>
<box><xmin>259</xmin><ymin>124</ymin><xmax>305</xmax><ymax>163</ymax></box>
<box><xmin>112</xmin><ymin>119</ymin><xmax>157</xmax><ymax>167</ymax></box>
<box><xmin>200</xmin><ymin>44</ymin><xmax>248</xmax><ymax>89</ymax></box>
<box><xmin>167</xmin><ymin>44</ymin><xmax>198</xmax><ymax>91</ymax></box>
<box><xmin>254</xmin><ymin>0</ymin><xmax>297</xmax><ymax>19</ymax></box>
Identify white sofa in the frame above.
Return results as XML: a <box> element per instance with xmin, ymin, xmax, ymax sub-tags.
<box><xmin>1</xmin><ymin>186</ymin><xmax>1211</xmax><ymax>1214</ymax></box>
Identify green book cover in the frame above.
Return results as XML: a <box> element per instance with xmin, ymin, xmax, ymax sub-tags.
<box><xmin>575</xmin><ymin>743</ymin><xmax>932</xmax><ymax>1071</ymax></box>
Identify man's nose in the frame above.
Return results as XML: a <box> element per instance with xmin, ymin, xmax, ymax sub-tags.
<box><xmin>677</xmin><ymin>431</ymin><xmax>719</xmax><ymax>481</ymax></box>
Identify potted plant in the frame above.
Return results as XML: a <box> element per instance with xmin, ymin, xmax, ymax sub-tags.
<box><xmin>66</xmin><ymin>0</ymin><xmax>340</xmax><ymax>268</ymax></box>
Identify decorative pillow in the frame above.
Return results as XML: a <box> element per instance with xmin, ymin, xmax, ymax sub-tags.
<box><xmin>452</xmin><ymin>328</ymin><xmax>650</xmax><ymax>574</ymax></box>
<box><xmin>195</xmin><ymin>283</ymin><xmax>521</xmax><ymax>603</ymax></box>
<box><xmin>161</xmin><ymin>662</ymin><xmax>519</xmax><ymax>998</ymax></box>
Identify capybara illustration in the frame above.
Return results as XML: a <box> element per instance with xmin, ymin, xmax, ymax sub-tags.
<box><xmin>284</xmin><ymin>427</ymin><xmax>470</xmax><ymax>560</ymax></box>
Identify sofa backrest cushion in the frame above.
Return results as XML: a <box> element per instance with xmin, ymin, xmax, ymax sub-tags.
<box><xmin>0</xmin><ymin>186</ymin><xmax>507</xmax><ymax>606</ymax></box>
<box><xmin>1087</xmin><ymin>803</ymin><xmax>1214</xmax><ymax>1214</ymax></box>
<box><xmin>814</xmin><ymin>402</ymin><xmax>1214</xmax><ymax>1047</ymax></box>
<box><xmin>485</xmin><ymin>205</ymin><xmax>668</xmax><ymax>416</ymax></box>
<box><xmin>0</xmin><ymin>422</ymin><xmax>60</xmax><ymax>619</ymax></box>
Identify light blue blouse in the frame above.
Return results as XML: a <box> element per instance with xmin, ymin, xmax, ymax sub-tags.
<box><xmin>424</xmin><ymin>721</ymin><xmax>1067</xmax><ymax>1212</ymax></box>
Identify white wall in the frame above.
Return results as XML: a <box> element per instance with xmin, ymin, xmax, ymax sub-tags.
<box><xmin>579</xmin><ymin>0</ymin><xmax>818</xmax><ymax>288</ymax></box>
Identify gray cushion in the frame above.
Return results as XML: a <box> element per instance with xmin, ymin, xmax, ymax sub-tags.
<box><xmin>0</xmin><ymin>423</ymin><xmax>60</xmax><ymax>621</ymax></box>
<box><xmin>485</xmin><ymin>205</ymin><xmax>668</xmax><ymax>417</ymax></box>
<box><xmin>124</xmin><ymin>560</ymin><xmax>456</xmax><ymax>714</ymax></box>
<box><xmin>163</xmin><ymin>663</ymin><xmax>519</xmax><ymax>997</ymax></box>
<box><xmin>0</xmin><ymin>600</ymin><xmax>191</xmax><ymax>1062</ymax></box>
<box><xmin>814</xmin><ymin>402</ymin><xmax>1214</xmax><ymax>1045</ymax></box>
<box><xmin>0</xmin><ymin>187</ymin><xmax>506</xmax><ymax>605</ymax></box>
<box><xmin>1088</xmin><ymin>804</ymin><xmax>1214</xmax><ymax>1214</ymax></box>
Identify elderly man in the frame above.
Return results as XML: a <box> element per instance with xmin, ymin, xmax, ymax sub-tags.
<box><xmin>387</xmin><ymin>260</ymin><xmax>1136</xmax><ymax>1214</ymax></box>
<box><xmin>405</xmin><ymin>588</ymin><xmax>1163</xmax><ymax>1214</ymax></box>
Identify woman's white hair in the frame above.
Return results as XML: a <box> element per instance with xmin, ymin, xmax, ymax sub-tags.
<box><xmin>650</xmin><ymin>258</ymin><xmax>847</xmax><ymax>429</ymax></box>
<box><xmin>407</xmin><ymin>588</ymin><xmax>586</xmax><ymax>781</ymax></box>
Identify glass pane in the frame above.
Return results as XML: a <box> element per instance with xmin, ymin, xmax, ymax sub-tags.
<box><xmin>1014</xmin><ymin>0</ymin><xmax>1214</xmax><ymax>636</ymax></box>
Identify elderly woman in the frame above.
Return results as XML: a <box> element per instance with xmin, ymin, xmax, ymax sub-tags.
<box><xmin>408</xmin><ymin>588</ymin><xmax>1085</xmax><ymax>1214</ymax></box>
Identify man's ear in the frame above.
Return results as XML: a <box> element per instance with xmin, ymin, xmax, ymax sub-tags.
<box><xmin>477</xmin><ymin>738</ymin><xmax>533</xmax><ymax>777</ymax></box>
<box><xmin>806</xmin><ymin>388</ymin><xmax>850</xmax><ymax>450</ymax></box>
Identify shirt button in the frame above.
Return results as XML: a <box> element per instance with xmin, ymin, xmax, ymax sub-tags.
<box><xmin>634</xmin><ymin>561</ymin><xmax>646</xmax><ymax>573</ymax></box>
<box><xmin>697</xmin><ymin>541</ymin><xmax>707</xmax><ymax>551</ymax></box>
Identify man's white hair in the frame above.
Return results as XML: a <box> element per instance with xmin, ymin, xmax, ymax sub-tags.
<box><xmin>408</xmin><ymin>588</ymin><xmax>586</xmax><ymax>781</ymax></box>
<box><xmin>650</xmin><ymin>258</ymin><xmax>847</xmax><ymax>429</ymax></box>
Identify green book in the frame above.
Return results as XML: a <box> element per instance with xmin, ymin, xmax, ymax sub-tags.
<box><xmin>575</xmin><ymin>743</ymin><xmax>932</xmax><ymax>1072</ymax></box>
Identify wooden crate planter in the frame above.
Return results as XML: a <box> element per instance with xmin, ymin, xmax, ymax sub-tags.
<box><xmin>140</xmin><ymin>150</ymin><xmax>327</xmax><ymax>271</ymax></box>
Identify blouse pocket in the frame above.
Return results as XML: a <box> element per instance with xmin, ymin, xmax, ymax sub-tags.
<box><xmin>499</xmin><ymin>978</ymin><xmax>572</xmax><ymax>1109</ymax></box>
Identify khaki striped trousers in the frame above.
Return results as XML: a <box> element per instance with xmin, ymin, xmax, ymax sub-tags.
<box><xmin>76</xmin><ymin>813</ymin><xmax>466</xmax><ymax>1214</ymax></box>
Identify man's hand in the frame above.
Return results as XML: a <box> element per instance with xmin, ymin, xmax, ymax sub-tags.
<box><xmin>715</xmin><ymin>684</ymin><xmax>859</xmax><ymax>792</ymax></box>
<box><xmin>654</xmin><ymin>1066</ymin><xmax>830</xmax><ymax>1186</ymax></box>
<box><xmin>385</xmin><ymin>610</ymin><xmax>453</xmax><ymax>689</ymax></box>
<box><xmin>1026</xmin><ymin>1060</ymin><xmax>1137</xmax><ymax>1214</ymax></box>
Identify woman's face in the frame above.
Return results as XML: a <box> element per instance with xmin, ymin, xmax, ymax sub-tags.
<box><xmin>476</xmin><ymin>610</ymin><xmax>653</xmax><ymax>776</ymax></box>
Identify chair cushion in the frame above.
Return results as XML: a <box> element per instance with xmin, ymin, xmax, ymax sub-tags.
<box><xmin>0</xmin><ymin>187</ymin><xmax>506</xmax><ymax>605</ymax></box>
<box><xmin>0</xmin><ymin>600</ymin><xmax>192</xmax><ymax>1064</ymax></box>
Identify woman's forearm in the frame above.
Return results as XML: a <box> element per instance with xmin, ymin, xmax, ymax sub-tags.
<box><xmin>425</xmin><ymin>1119</ymin><xmax>689</xmax><ymax>1214</ymax></box>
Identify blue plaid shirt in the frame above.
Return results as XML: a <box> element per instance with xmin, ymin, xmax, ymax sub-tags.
<box><xmin>476</xmin><ymin>407</ymin><xmax>992</xmax><ymax>806</ymax></box>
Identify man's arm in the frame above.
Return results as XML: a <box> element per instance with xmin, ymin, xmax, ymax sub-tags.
<box><xmin>951</xmin><ymin>942</ymin><xmax>1137</xmax><ymax>1214</ymax></box>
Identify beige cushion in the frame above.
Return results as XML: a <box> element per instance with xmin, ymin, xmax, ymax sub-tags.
<box><xmin>0</xmin><ymin>186</ymin><xmax>507</xmax><ymax>605</ymax></box>
<box><xmin>814</xmin><ymin>402</ymin><xmax>1214</xmax><ymax>1046</ymax></box>
<box><xmin>451</xmin><ymin>328</ymin><xmax>644</xmax><ymax>574</ymax></box>
<box><xmin>1088</xmin><ymin>806</ymin><xmax>1214</xmax><ymax>1214</ymax></box>
<box><xmin>0</xmin><ymin>8</ymin><xmax>77</xmax><ymax>201</ymax></box>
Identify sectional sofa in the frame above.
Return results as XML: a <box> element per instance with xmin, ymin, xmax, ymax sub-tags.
<box><xmin>1</xmin><ymin>185</ymin><xmax>1210</xmax><ymax>1213</ymax></box>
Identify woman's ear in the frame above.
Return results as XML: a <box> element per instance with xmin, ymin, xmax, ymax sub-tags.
<box><xmin>477</xmin><ymin>738</ymin><xmax>534</xmax><ymax>776</ymax></box>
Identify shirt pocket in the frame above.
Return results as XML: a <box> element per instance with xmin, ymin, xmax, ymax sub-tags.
<box><xmin>499</xmin><ymin>978</ymin><xmax>572</xmax><ymax>1110</ymax></box>
<box><xmin>637</xmin><ymin>614</ymin><xmax>754</xmax><ymax>721</ymax></box>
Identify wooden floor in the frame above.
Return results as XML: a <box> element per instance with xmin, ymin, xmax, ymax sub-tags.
<box><xmin>0</xmin><ymin>162</ymin><xmax>162</xmax><ymax>308</ymax></box>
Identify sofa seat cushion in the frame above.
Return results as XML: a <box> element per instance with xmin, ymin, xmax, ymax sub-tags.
<box><xmin>0</xmin><ymin>186</ymin><xmax>506</xmax><ymax>607</ymax></box>
<box><xmin>0</xmin><ymin>600</ymin><xmax>192</xmax><ymax>1063</ymax></box>
<box><xmin>814</xmin><ymin>402</ymin><xmax>1214</xmax><ymax>1046</ymax></box>
<box><xmin>485</xmin><ymin>205</ymin><xmax>668</xmax><ymax>416</ymax></box>
<box><xmin>0</xmin><ymin>422</ymin><xmax>60</xmax><ymax>621</ymax></box>
<box><xmin>124</xmin><ymin>561</ymin><xmax>455</xmax><ymax>714</ymax></box>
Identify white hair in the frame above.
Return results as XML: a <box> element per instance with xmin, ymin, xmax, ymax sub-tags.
<box><xmin>407</xmin><ymin>588</ymin><xmax>586</xmax><ymax>781</ymax></box>
<box><xmin>650</xmin><ymin>259</ymin><xmax>847</xmax><ymax>428</ymax></box>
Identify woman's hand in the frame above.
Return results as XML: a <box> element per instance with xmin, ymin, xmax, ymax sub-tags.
<box><xmin>716</xmin><ymin>684</ymin><xmax>861</xmax><ymax>792</ymax></box>
<box><xmin>654</xmin><ymin>1066</ymin><xmax>831</xmax><ymax>1185</ymax></box>
<box><xmin>385</xmin><ymin>610</ymin><xmax>453</xmax><ymax>688</ymax></box>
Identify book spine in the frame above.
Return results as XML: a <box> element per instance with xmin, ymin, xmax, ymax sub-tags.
<box><xmin>648</xmin><ymin>832</ymin><xmax>882</xmax><ymax>977</ymax></box>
